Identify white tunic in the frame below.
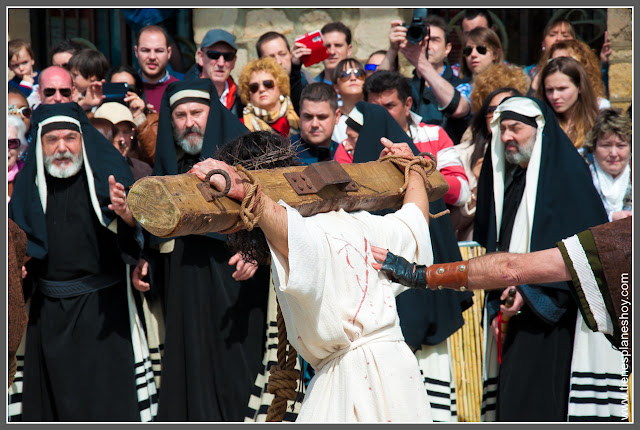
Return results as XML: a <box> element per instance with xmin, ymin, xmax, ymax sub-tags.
<box><xmin>269</xmin><ymin>202</ymin><xmax>434</xmax><ymax>422</ymax></box>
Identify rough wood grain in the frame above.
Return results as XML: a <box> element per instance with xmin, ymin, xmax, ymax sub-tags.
<box><xmin>127</xmin><ymin>160</ymin><xmax>449</xmax><ymax>238</ymax></box>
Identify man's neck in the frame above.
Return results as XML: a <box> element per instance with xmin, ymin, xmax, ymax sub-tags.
<box><xmin>432</xmin><ymin>62</ymin><xmax>445</xmax><ymax>75</ymax></box>
<box><xmin>142</xmin><ymin>69</ymin><xmax>167</xmax><ymax>85</ymax></box>
<box><xmin>214</xmin><ymin>80</ymin><xmax>226</xmax><ymax>98</ymax></box>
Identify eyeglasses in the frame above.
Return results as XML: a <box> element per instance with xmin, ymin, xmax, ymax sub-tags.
<box><xmin>8</xmin><ymin>104</ymin><xmax>32</xmax><ymax>119</ymax></box>
<box><xmin>205</xmin><ymin>50</ymin><xmax>236</xmax><ymax>62</ymax></box>
<box><xmin>43</xmin><ymin>87</ymin><xmax>73</xmax><ymax>98</ymax></box>
<box><xmin>8</xmin><ymin>138</ymin><xmax>21</xmax><ymax>150</ymax></box>
<box><xmin>463</xmin><ymin>45</ymin><xmax>489</xmax><ymax>57</ymax></box>
<box><xmin>364</xmin><ymin>64</ymin><xmax>378</xmax><ymax>72</ymax></box>
<box><xmin>337</xmin><ymin>68</ymin><xmax>365</xmax><ymax>82</ymax></box>
<box><xmin>248</xmin><ymin>80</ymin><xmax>275</xmax><ymax>93</ymax></box>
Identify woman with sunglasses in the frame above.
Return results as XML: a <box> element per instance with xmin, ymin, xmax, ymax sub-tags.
<box><xmin>8</xmin><ymin>87</ymin><xmax>32</xmax><ymax>134</ymax></box>
<box><xmin>7</xmin><ymin>114</ymin><xmax>28</xmax><ymax>200</ymax></box>
<box><xmin>459</xmin><ymin>27</ymin><xmax>504</xmax><ymax>83</ymax></box>
<box><xmin>238</xmin><ymin>56</ymin><xmax>300</xmax><ymax>137</ymax></box>
<box><xmin>331</xmin><ymin>58</ymin><xmax>366</xmax><ymax>144</ymax></box>
<box><xmin>537</xmin><ymin>57</ymin><xmax>599</xmax><ymax>153</ymax></box>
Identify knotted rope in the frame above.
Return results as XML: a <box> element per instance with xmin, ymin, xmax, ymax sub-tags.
<box><xmin>218</xmin><ymin>165</ymin><xmax>266</xmax><ymax>234</ymax></box>
<box><xmin>378</xmin><ymin>152</ymin><xmax>449</xmax><ymax>219</ymax></box>
<box><xmin>265</xmin><ymin>298</ymin><xmax>300</xmax><ymax>422</ymax></box>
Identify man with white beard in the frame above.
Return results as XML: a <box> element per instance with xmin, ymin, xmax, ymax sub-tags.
<box><xmin>131</xmin><ymin>79</ymin><xmax>271</xmax><ymax>421</ymax></box>
<box><xmin>8</xmin><ymin>103</ymin><xmax>157</xmax><ymax>421</ymax></box>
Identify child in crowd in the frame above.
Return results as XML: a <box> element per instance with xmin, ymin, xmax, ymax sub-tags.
<box><xmin>67</xmin><ymin>48</ymin><xmax>110</xmax><ymax>95</ymax></box>
<box><xmin>8</xmin><ymin>39</ymin><xmax>39</xmax><ymax>98</ymax></box>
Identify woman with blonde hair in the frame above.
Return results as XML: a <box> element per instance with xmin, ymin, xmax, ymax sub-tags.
<box><xmin>459</xmin><ymin>27</ymin><xmax>504</xmax><ymax>81</ymax></box>
<box><xmin>238</xmin><ymin>56</ymin><xmax>299</xmax><ymax>137</ymax></box>
<box><xmin>537</xmin><ymin>56</ymin><xmax>599</xmax><ymax>152</ymax></box>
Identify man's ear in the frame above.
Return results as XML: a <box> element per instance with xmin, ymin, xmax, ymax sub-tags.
<box><xmin>167</xmin><ymin>45</ymin><xmax>172</xmax><ymax>60</ymax></box>
<box><xmin>445</xmin><ymin>42</ymin><xmax>452</xmax><ymax>57</ymax></box>
<box><xmin>404</xmin><ymin>96</ymin><xmax>413</xmax><ymax>117</ymax></box>
<box><xmin>347</xmin><ymin>44</ymin><xmax>352</xmax><ymax>57</ymax></box>
<box><xmin>196</xmin><ymin>49</ymin><xmax>204</xmax><ymax>67</ymax></box>
<box><xmin>335</xmin><ymin>107</ymin><xmax>341</xmax><ymax>120</ymax></box>
<box><xmin>134</xmin><ymin>45</ymin><xmax>139</xmax><ymax>58</ymax></box>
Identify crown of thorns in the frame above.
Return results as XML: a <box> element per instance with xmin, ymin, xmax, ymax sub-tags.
<box><xmin>222</xmin><ymin>140</ymin><xmax>299</xmax><ymax>171</ymax></box>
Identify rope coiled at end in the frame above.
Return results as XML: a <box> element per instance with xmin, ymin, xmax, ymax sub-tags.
<box><xmin>378</xmin><ymin>153</ymin><xmax>449</xmax><ymax>219</ymax></box>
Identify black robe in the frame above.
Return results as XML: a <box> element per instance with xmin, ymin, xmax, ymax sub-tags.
<box><xmin>9</xmin><ymin>103</ymin><xmax>145</xmax><ymax>421</ymax></box>
<box><xmin>473</xmin><ymin>97</ymin><xmax>609</xmax><ymax>421</ymax></box>
<box><xmin>147</xmin><ymin>79</ymin><xmax>270</xmax><ymax>421</ymax></box>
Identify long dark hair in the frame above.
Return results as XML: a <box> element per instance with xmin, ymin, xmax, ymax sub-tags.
<box><xmin>469</xmin><ymin>87</ymin><xmax>523</xmax><ymax>168</ymax></box>
<box><xmin>214</xmin><ymin>130</ymin><xmax>299</xmax><ymax>265</ymax></box>
<box><xmin>537</xmin><ymin>56</ymin><xmax>598</xmax><ymax>149</ymax></box>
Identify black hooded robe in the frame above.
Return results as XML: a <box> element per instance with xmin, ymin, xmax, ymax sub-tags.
<box><xmin>147</xmin><ymin>79</ymin><xmax>270</xmax><ymax>421</ymax></box>
<box><xmin>474</xmin><ymin>97</ymin><xmax>610</xmax><ymax>421</ymax></box>
<box><xmin>8</xmin><ymin>103</ymin><xmax>152</xmax><ymax>421</ymax></box>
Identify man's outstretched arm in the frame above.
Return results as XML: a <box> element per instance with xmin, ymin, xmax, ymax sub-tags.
<box><xmin>372</xmin><ymin>246</ymin><xmax>571</xmax><ymax>290</ymax></box>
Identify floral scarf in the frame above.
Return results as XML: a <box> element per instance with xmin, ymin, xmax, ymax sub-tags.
<box><xmin>242</xmin><ymin>95</ymin><xmax>299</xmax><ymax>134</ymax></box>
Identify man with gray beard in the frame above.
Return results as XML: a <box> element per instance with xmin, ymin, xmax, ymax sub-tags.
<box><xmin>131</xmin><ymin>79</ymin><xmax>271</xmax><ymax>421</ymax></box>
<box><xmin>473</xmin><ymin>96</ymin><xmax>620</xmax><ymax>421</ymax></box>
<box><xmin>8</xmin><ymin>103</ymin><xmax>158</xmax><ymax>421</ymax></box>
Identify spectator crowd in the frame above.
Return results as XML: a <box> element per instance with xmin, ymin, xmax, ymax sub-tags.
<box><xmin>7</xmin><ymin>8</ymin><xmax>632</xmax><ymax>423</ymax></box>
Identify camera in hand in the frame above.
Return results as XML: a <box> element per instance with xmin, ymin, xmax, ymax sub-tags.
<box><xmin>404</xmin><ymin>8</ymin><xmax>429</xmax><ymax>45</ymax></box>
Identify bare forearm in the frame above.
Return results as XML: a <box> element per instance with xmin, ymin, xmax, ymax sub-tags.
<box><xmin>257</xmin><ymin>195</ymin><xmax>290</xmax><ymax>259</ymax></box>
<box><xmin>467</xmin><ymin>248</ymin><xmax>571</xmax><ymax>290</ymax></box>
<box><xmin>415</xmin><ymin>63</ymin><xmax>470</xmax><ymax>118</ymax></box>
<box><xmin>377</xmin><ymin>47</ymin><xmax>399</xmax><ymax>71</ymax></box>
<box><xmin>403</xmin><ymin>170</ymin><xmax>429</xmax><ymax>223</ymax></box>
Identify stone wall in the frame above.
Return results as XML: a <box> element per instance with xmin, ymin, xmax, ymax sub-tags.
<box><xmin>606</xmin><ymin>8</ymin><xmax>632</xmax><ymax>112</ymax></box>
<box><xmin>192</xmin><ymin>8</ymin><xmax>411</xmax><ymax>81</ymax></box>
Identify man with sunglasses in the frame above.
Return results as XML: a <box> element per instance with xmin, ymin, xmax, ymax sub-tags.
<box><xmin>134</xmin><ymin>25</ymin><xmax>179</xmax><ymax>113</ymax></box>
<box><xmin>195</xmin><ymin>29</ymin><xmax>244</xmax><ymax>117</ymax></box>
<box><xmin>34</xmin><ymin>66</ymin><xmax>76</xmax><ymax>108</ymax></box>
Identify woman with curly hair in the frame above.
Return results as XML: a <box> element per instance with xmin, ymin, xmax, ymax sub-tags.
<box><xmin>459</xmin><ymin>27</ymin><xmax>504</xmax><ymax>81</ymax></box>
<box><xmin>468</xmin><ymin>63</ymin><xmax>530</xmax><ymax>114</ymax></box>
<box><xmin>238</xmin><ymin>56</ymin><xmax>299</xmax><ymax>137</ymax></box>
<box><xmin>537</xmin><ymin>56</ymin><xmax>599</xmax><ymax>152</ymax></box>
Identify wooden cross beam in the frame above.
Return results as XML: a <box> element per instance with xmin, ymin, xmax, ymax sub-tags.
<box><xmin>127</xmin><ymin>160</ymin><xmax>449</xmax><ymax>238</ymax></box>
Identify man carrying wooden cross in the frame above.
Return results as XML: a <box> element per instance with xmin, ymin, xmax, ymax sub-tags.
<box><xmin>185</xmin><ymin>131</ymin><xmax>438</xmax><ymax>422</ymax></box>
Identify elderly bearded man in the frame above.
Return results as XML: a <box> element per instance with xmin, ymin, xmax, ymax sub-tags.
<box><xmin>8</xmin><ymin>103</ymin><xmax>157</xmax><ymax>421</ymax></box>
<box><xmin>471</xmin><ymin>96</ymin><xmax>624</xmax><ymax>421</ymax></box>
<box><xmin>132</xmin><ymin>79</ymin><xmax>271</xmax><ymax>421</ymax></box>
